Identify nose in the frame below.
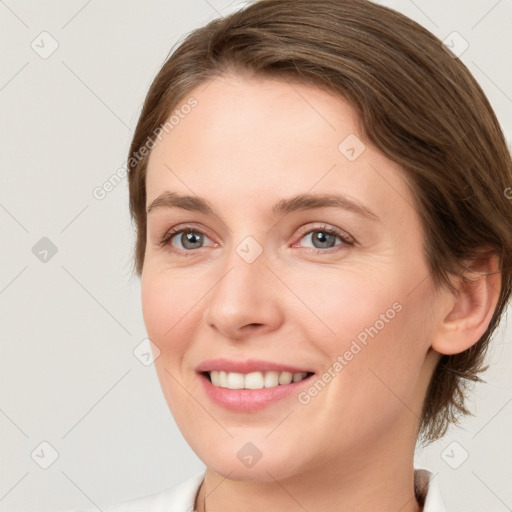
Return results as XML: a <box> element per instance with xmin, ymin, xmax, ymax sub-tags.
<box><xmin>203</xmin><ymin>245</ymin><xmax>284</xmax><ymax>341</ymax></box>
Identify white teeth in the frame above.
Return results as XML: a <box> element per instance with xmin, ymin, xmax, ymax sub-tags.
<box><xmin>210</xmin><ymin>370</ymin><xmax>220</xmax><ymax>386</ymax></box>
<box><xmin>207</xmin><ymin>370</ymin><xmax>309</xmax><ymax>389</ymax></box>
<box><xmin>219</xmin><ymin>370</ymin><xmax>228</xmax><ymax>387</ymax></box>
<box><xmin>278</xmin><ymin>372</ymin><xmax>293</xmax><ymax>385</ymax></box>
<box><xmin>264</xmin><ymin>371</ymin><xmax>279</xmax><ymax>388</ymax></box>
<box><xmin>293</xmin><ymin>372</ymin><xmax>305</xmax><ymax>383</ymax></box>
<box><xmin>227</xmin><ymin>372</ymin><xmax>245</xmax><ymax>390</ymax></box>
<box><xmin>245</xmin><ymin>371</ymin><xmax>264</xmax><ymax>389</ymax></box>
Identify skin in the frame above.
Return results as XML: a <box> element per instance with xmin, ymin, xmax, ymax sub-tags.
<box><xmin>141</xmin><ymin>72</ymin><xmax>501</xmax><ymax>512</ymax></box>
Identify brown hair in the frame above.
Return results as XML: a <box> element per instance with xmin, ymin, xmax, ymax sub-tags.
<box><xmin>127</xmin><ymin>0</ymin><xmax>512</xmax><ymax>442</ymax></box>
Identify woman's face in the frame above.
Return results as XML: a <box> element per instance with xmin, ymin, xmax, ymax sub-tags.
<box><xmin>141</xmin><ymin>74</ymin><xmax>445</xmax><ymax>481</ymax></box>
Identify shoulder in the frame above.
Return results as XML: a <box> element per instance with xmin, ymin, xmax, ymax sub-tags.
<box><xmin>78</xmin><ymin>472</ymin><xmax>205</xmax><ymax>512</ymax></box>
<box><xmin>415</xmin><ymin>468</ymin><xmax>447</xmax><ymax>512</ymax></box>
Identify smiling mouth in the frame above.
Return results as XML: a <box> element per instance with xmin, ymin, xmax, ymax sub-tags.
<box><xmin>201</xmin><ymin>370</ymin><xmax>315</xmax><ymax>390</ymax></box>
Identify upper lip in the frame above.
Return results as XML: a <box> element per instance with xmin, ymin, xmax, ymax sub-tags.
<box><xmin>196</xmin><ymin>358</ymin><xmax>314</xmax><ymax>374</ymax></box>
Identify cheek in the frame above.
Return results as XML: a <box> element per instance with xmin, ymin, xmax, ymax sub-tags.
<box><xmin>141</xmin><ymin>268</ymin><xmax>204</xmax><ymax>343</ymax></box>
<box><xmin>287</xmin><ymin>265</ymin><xmax>402</xmax><ymax>342</ymax></box>
<box><xmin>141</xmin><ymin>270</ymin><xmax>203</xmax><ymax>413</ymax></box>
<box><xmin>319</xmin><ymin>287</ymin><xmax>433</xmax><ymax>430</ymax></box>
<box><xmin>296</xmin><ymin>264</ymin><xmax>432</xmax><ymax>416</ymax></box>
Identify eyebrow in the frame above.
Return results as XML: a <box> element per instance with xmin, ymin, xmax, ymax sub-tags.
<box><xmin>146</xmin><ymin>191</ymin><xmax>380</xmax><ymax>221</ymax></box>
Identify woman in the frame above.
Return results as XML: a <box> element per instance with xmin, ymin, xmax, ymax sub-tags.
<box><xmin>98</xmin><ymin>0</ymin><xmax>512</xmax><ymax>510</ymax></box>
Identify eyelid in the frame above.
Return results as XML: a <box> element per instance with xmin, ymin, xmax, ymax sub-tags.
<box><xmin>159</xmin><ymin>222</ymin><xmax>355</xmax><ymax>254</ymax></box>
<box><xmin>159</xmin><ymin>223</ymin><xmax>218</xmax><ymax>248</ymax></box>
<box><xmin>292</xmin><ymin>223</ymin><xmax>355</xmax><ymax>247</ymax></box>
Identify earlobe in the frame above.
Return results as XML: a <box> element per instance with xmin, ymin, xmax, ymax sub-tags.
<box><xmin>431</xmin><ymin>253</ymin><xmax>502</xmax><ymax>356</ymax></box>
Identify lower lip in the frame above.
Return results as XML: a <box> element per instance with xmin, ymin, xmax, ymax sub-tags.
<box><xmin>199</xmin><ymin>373</ymin><xmax>314</xmax><ymax>412</ymax></box>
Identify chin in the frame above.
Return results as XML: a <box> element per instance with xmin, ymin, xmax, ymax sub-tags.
<box><xmin>207</xmin><ymin>458</ymin><xmax>301</xmax><ymax>482</ymax></box>
<box><xmin>190</xmin><ymin>436</ymin><xmax>311</xmax><ymax>483</ymax></box>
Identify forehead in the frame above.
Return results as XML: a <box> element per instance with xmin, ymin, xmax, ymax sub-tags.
<box><xmin>146</xmin><ymin>74</ymin><xmax>361</xmax><ymax>172</ymax></box>
<box><xmin>145</xmin><ymin>74</ymin><xmax>416</xmax><ymax>224</ymax></box>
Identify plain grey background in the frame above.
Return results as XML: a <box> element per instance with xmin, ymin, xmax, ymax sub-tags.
<box><xmin>0</xmin><ymin>1</ymin><xmax>511</xmax><ymax>511</ymax></box>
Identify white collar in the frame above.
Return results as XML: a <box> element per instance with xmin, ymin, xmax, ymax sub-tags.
<box><xmin>101</xmin><ymin>468</ymin><xmax>447</xmax><ymax>511</ymax></box>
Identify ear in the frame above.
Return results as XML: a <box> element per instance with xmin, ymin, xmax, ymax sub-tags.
<box><xmin>431</xmin><ymin>253</ymin><xmax>502</xmax><ymax>356</ymax></box>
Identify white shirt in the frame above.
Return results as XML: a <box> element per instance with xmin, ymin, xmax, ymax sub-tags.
<box><xmin>81</xmin><ymin>469</ymin><xmax>446</xmax><ymax>512</ymax></box>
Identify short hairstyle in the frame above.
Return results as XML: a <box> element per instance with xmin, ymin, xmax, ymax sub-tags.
<box><xmin>127</xmin><ymin>0</ymin><xmax>512</xmax><ymax>443</ymax></box>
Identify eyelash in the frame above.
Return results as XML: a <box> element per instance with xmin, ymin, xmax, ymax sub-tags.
<box><xmin>158</xmin><ymin>223</ymin><xmax>355</xmax><ymax>256</ymax></box>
